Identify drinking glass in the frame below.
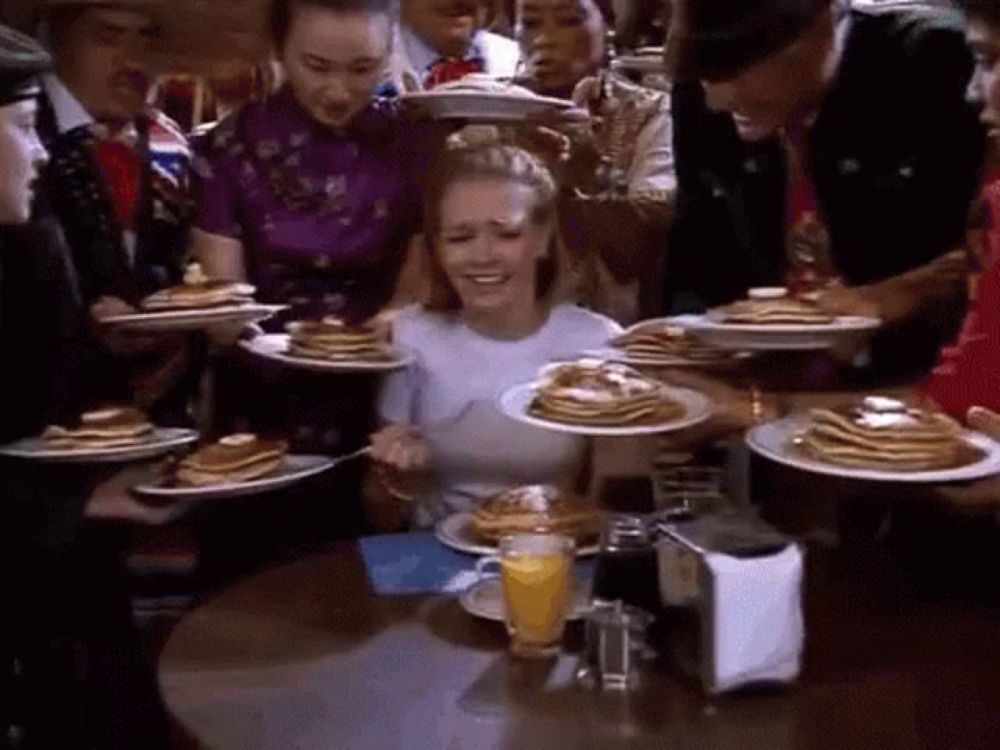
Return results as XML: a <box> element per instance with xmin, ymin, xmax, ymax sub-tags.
<box><xmin>476</xmin><ymin>533</ymin><xmax>575</xmax><ymax>658</ymax></box>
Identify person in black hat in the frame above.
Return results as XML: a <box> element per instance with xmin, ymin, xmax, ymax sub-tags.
<box><xmin>664</xmin><ymin>0</ymin><xmax>985</xmax><ymax>375</ymax></box>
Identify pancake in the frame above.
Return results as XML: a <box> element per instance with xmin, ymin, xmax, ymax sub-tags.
<box><xmin>528</xmin><ymin>359</ymin><xmax>685</xmax><ymax>427</ymax></box>
<box><xmin>612</xmin><ymin>322</ymin><xmax>730</xmax><ymax>363</ymax></box>
<box><xmin>471</xmin><ymin>484</ymin><xmax>599</xmax><ymax>542</ymax></box>
<box><xmin>435</xmin><ymin>74</ymin><xmax>538</xmax><ymax>98</ymax></box>
<box><xmin>175</xmin><ymin>433</ymin><xmax>288</xmax><ymax>487</ymax></box>
<box><xmin>719</xmin><ymin>296</ymin><xmax>834</xmax><ymax>325</ymax></box>
<box><xmin>794</xmin><ymin>396</ymin><xmax>973</xmax><ymax>471</ymax></box>
<box><xmin>285</xmin><ymin>316</ymin><xmax>391</xmax><ymax>361</ymax></box>
<box><xmin>42</xmin><ymin>406</ymin><xmax>153</xmax><ymax>449</ymax></box>
<box><xmin>140</xmin><ymin>263</ymin><xmax>256</xmax><ymax>311</ymax></box>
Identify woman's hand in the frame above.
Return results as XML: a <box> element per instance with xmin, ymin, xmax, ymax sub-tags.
<box><xmin>968</xmin><ymin>406</ymin><xmax>1000</xmax><ymax>439</ymax></box>
<box><xmin>926</xmin><ymin>407</ymin><xmax>1000</xmax><ymax>509</ymax></box>
<box><xmin>370</xmin><ymin>423</ymin><xmax>430</xmax><ymax>473</ymax></box>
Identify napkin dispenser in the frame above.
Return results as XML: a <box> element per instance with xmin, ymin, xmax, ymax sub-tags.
<box><xmin>655</xmin><ymin>515</ymin><xmax>805</xmax><ymax>694</ymax></box>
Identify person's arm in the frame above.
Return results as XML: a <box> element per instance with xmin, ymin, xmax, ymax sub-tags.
<box><xmin>815</xmin><ymin>250</ymin><xmax>969</xmax><ymax>326</ymax></box>
<box><xmin>191</xmin><ymin>227</ymin><xmax>247</xmax><ymax>282</ymax></box>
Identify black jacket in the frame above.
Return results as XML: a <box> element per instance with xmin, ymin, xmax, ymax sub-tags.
<box><xmin>666</xmin><ymin>6</ymin><xmax>984</xmax><ymax>353</ymax></box>
<box><xmin>35</xmin><ymin>90</ymin><xmax>190</xmax><ymax>307</ymax></box>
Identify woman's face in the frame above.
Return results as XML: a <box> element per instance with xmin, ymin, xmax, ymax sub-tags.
<box><xmin>280</xmin><ymin>5</ymin><xmax>391</xmax><ymax>128</ymax></box>
<box><xmin>516</xmin><ymin>0</ymin><xmax>605</xmax><ymax>92</ymax></box>
<box><xmin>436</xmin><ymin>178</ymin><xmax>550</xmax><ymax>318</ymax></box>
<box><xmin>0</xmin><ymin>99</ymin><xmax>48</xmax><ymax>225</ymax></box>
<box><xmin>966</xmin><ymin>18</ymin><xmax>1000</xmax><ymax>144</ymax></box>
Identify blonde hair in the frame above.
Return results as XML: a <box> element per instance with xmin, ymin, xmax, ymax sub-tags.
<box><xmin>422</xmin><ymin>143</ymin><xmax>561</xmax><ymax>311</ymax></box>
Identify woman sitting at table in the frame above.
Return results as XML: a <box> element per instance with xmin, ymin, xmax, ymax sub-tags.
<box><xmin>370</xmin><ymin>142</ymin><xmax>621</xmax><ymax>528</ymax></box>
<box><xmin>513</xmin><ymin>0</ymin><xmax>675</xmax><ymax>322</ymax></box>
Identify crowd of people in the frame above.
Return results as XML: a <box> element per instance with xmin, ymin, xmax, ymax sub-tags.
<box><xmin>3</xmin><ymin>0</ymin><xmax>1000</xmax><ymax>746</ymax></box>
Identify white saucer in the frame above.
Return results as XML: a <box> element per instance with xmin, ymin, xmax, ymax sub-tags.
<box><xmin>459</xmin><ymin>577</ymin><xmax>590</xmax><ymax>622</ymax></box>
<box><xmin>101</xmin><ymin>304</ymin><xmax>286</xmax><ymax>332</ymax></box>
<box><xmin>0</xmin><ymin>428</ymin><xmax>199</xmax><ymax>464</ymax></box>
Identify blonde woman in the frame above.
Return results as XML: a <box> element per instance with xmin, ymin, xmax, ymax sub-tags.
<box><xmin>370</xmin><ymin>143</ymin><xmax>620</xmax><ymax>527</ymax></box>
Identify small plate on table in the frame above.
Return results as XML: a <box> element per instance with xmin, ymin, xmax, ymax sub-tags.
<box><xmin>747</xmin><ymin>415</ymin><xmax>1000</xmax><ymax>483</ymax></box>
<box><xmin>101</xmin><ymin>304</ymin><xmax>287</xmax><ymax>333</ymax></box>
<box><xmin>435</xmin><ymin>512</ymin><xmax>599</xmax><ymax>557</ymax></box>
<box><xmin>0</xmin><ymin>428</ymin><xmax>198</xmax><ymax>464</ymax></box>
<box><xmin>460</xmin><ymin>577</ymin><xmax>591</xmax><ymax>622</ymax></box>
<box><xmin>131</xmin><ymin>454</ymin><xmax>336</xmax><ymax>501</ymax></box>
<box><xmin>239</xmin><ymin>333</ymin><xmax>415</xmax><ymax>373</ymax></box>
<box><xmin>669</xmin><ymin>313</ymin><xmax>881</xmax><ymax>352</ymax></box>
<box><xmin>497</xmin><ymin>382</ymin><xmax>714</xmax><ymax>437</ymax></box>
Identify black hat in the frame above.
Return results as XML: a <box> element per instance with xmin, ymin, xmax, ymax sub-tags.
<box><xmin>0</xmin><ymin>23</ymin><xmax>51</xmax><ymax>106</ymax></box>
<box><xmin>671</xmin><ymin>0</ymin><xmax>830</xmax><ymax>82</ymax></box>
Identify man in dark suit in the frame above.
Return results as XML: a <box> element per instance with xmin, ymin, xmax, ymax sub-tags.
<box><xmin>665</xmin><ymin>0</ymin><xmax>985</xmax><ymax>372</ymax></box>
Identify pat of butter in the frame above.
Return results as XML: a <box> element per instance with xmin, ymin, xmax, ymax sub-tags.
<box><xmin>220</xmin><ymin>433</ymin><xmax>256</xmax><ymax>447</ymax></box>
<box><xmin>747</xmin><ymin>287</ymin><xmax>788</xmax><ymax>300</ymax></box>
<box><xmin>184</xmin><ymin>262</ymin><xmax>208</xmax><ymax>286</ymax></box>
<box><xmin>82</xmin><ymin>407</ymin><xmax>122</xmax><ymax>423</ymax></box>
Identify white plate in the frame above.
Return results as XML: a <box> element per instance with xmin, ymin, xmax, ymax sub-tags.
<box><xmin>239</xmin><ymin>334</ymin><xmax>414</xmax><ymax>373</ymax></box>
<box><xmin>0</xmin><ymin>427</ymin><xmax>199</xmax><ymax>464</ymax></box>
<box><xmin>497</xmin><ymin>382</ymin><xmax>714</xmax><ymax>437</ymax></box>
<box><xmin>746</xmin><ymin>415</ymin><xmax>1000</xmax><ymax>483</ymax></box>
<box><xmin>611</xmin><ymin>55</ymin><xmax>665</xmax><ymax>74</ymax></box>
<box><xmin>400</xmin><ymin>90</ymin><xmax>585</xmax><ymax>122</ymax></box>
<box><xmin>101</xmin><ymin>304</ymin><xmax>287</xmax><ymax>332</ymax></box>
<box><xmin>460</xmin><ymin>577</ymin><xmax>590</xmax><ymax>622</ymax></box>
<box><xmin>581</xmin><ymin>347</ymin><xmax>752</xmax><ymax>370</ymax></box>
<box><xmin>669</xmin><ymin>313</ymin><xmax>881</xmax><ymax>351</ymax></box>
<box><xmin>131</xmin><ymin>454</ymin><xmax>335</xmax><ymax>501</ymax></box>
<box><xmin>435</xmin><ymin>512</ymin><xmax>599</xmax><ymax>557</ymax></box>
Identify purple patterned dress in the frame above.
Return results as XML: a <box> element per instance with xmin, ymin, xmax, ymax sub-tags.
<box><xmin>192</xmin><ymin>85</ymin><xmax>423</xmax><ymax>324</ymax></box>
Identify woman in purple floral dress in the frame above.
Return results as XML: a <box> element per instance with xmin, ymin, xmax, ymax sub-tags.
<box><xmin>190</xmin><ymin>0</ymin><xmax>431</xmax><ymax>540</ymax></box>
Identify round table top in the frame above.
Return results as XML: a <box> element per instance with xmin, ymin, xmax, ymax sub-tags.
<box><xmin>159</xmin><ymin>538</ymin><xmax>1000</xmax><ymax>749</ymax></box>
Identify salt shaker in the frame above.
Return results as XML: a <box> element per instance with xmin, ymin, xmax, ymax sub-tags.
<box><xmin>577</xmin><ymin>600</ymin><xmax>651</xmax><ymax>691</ymax></box>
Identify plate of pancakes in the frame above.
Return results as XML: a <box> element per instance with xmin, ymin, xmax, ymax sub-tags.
<box><xmin>0</xmin><ymin>406</ymin><xmax>198</xmax><ymax>463</ymax></box>
<box><xmin>747</xmin><ymin>397</ymin><xmax>1000</xmax><ymax>483</ymax></box>
<box><xmin>400</xmin><ymin>74</ymin><xmax>585</xmax><ymax>122</ymax></box>
<box><xmin>436</xmin><ymin>485</ymin><xmax>601</xmax><ymax>556</ymax></box>
<box><xmin>240</xmin><ymin>316</ymin><xmax>414</xmax><ymax>372</ymax></box>
<box><xmin>498</xmin><ymin>359</ymin><xmax>714</xmax><ymax>437</ymax></box>
<box><xmin>669</xmin><ymin>288</ymin><xmax>880</xmax><ymax>351</ymax></box>
<box><xmin>101</xmin><ymin>264</ymin><xmax>286</xmax><ymax>332</ymax></box>
<box><xmin>133</xmin><ymin>433</ymin><xmax>335</xmax><ymax>500</ymax></box>
<box><xmin>586</xmin><ymin>319</ymin><xmax>752</xmax><ymax>369</ymax></box>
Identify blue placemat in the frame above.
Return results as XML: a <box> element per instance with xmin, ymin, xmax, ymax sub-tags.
<box><xmin>359</xmin><ymin>532</ymin><xmax>595</xmax><ymax>596</ymax></box>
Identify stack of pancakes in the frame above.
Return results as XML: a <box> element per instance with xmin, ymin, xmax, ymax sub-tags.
<box><xmin>720</xmin><ymin>297</ymin><xmax>834</xmax><ymax>325</ymax></box>
<box><xmin>286</xmin><ymin>317</ymin><xmax>390</xmax><ymax>361</ymax></box>
<box><xmin>795</xmin><ymin>397</ymin><xmax>971</xmax><ymax>471</ymax></box>
<box><xmin>174</xmin><ymin>434</ymin><xmax>288</xmax><ymax>487</ymax></box>
<box><xmin>437</xmin><ymin>73</ymin><xmax>537</xmax><ymax>98</ymax></box>
<box><xmin>141</xmin><ymin>263</ymin><xmax>256</xmax><ymax>311</ymax></box>
<box><xmin>471</xmin><ymin>485</ymin><xmax>599</xmax><ymax>542</ymax></box>
<box><xmin>529</xmin><ymin>359</ymin><xmax>685</xmax><ymax>426</ymax></box>
<box><xmin>613</xmin><ymin>321</ymin><xmax>730</xmax><ymax>363</ymax></box>
<box><xmin>42</xmin><ymin>406</ymin><xmax>153</xmax><ymax>449</ymax></box>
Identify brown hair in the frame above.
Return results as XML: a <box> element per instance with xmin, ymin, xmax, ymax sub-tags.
<box><xmin>422</xmin><ymin>143</ymin><xmax>561</xmax><ymax>311</ymax></box>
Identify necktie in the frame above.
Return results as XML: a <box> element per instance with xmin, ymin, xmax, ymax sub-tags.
<box><xmin>90</xmin><ymin>132</ymin><xmax>141</xmax><ymax>230</ymax></box>
<box><xmin>782</xmin><ymin>125</ymin><xmax>836</xmax><ymax>297</ymax></box>
<box><xmin>423</xmin><ymin>57</ymin><xmax>484</xmax><ymax>89</ymax></box>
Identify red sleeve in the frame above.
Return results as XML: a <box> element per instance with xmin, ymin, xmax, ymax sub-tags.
<box><xmin>922</xmin><ymin>255</ymin><xmax>1000</xmax><ymax>419</ymax></box>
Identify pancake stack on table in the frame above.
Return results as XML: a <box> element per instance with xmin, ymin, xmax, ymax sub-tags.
<box><xmin>470</xmin><ymin>485</ymin><xmax>600</xmax><ymax>543</ymax></box>
<box><xmin>42</xmin><ymin>406</ymin><xmax>154</xmax><ymax>449</ymax></box>
<box><xmin>285</xmin><ymin>316</ymin><xmax>391</xmax><ymax>361</ymax></box>
<box><xmin>140</xmin><ymin>263</ymin><xmax>256</xmax><ymax>311</ymax></box>
<box><xmin>795</xmin><ymin>396</ymin><xmax>973</xmax><ymax>471</ymax></box>
<box><xmin>719</xmin><ymin>295</ymin><xmax>834</xmax><ymax>325</ymax></box>
<box><xmin>173</xmin><ymin>434</ymin><xmax>288</xmax><ymax>487</ymax></box>
<box><xmin>612</xmin><ymin>321</ymin><xmax>733</xmax><ymax>363</ymax></box>
<box><xmin>529</xmin><ymin>359</ymin><xmax>685</xmax><ymax>426</ymax></box>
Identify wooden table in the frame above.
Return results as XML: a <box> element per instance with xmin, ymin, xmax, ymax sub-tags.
<box><xmin>159</xmin><ymin>536</ymin><xmax>1000</xmax><ymax>749</ymax></box>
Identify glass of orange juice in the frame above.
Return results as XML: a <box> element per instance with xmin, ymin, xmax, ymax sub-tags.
<box><xmin>476</xmin><ymin>533</ymin><xmax>575</xmax><ymax>658</ymax></box>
